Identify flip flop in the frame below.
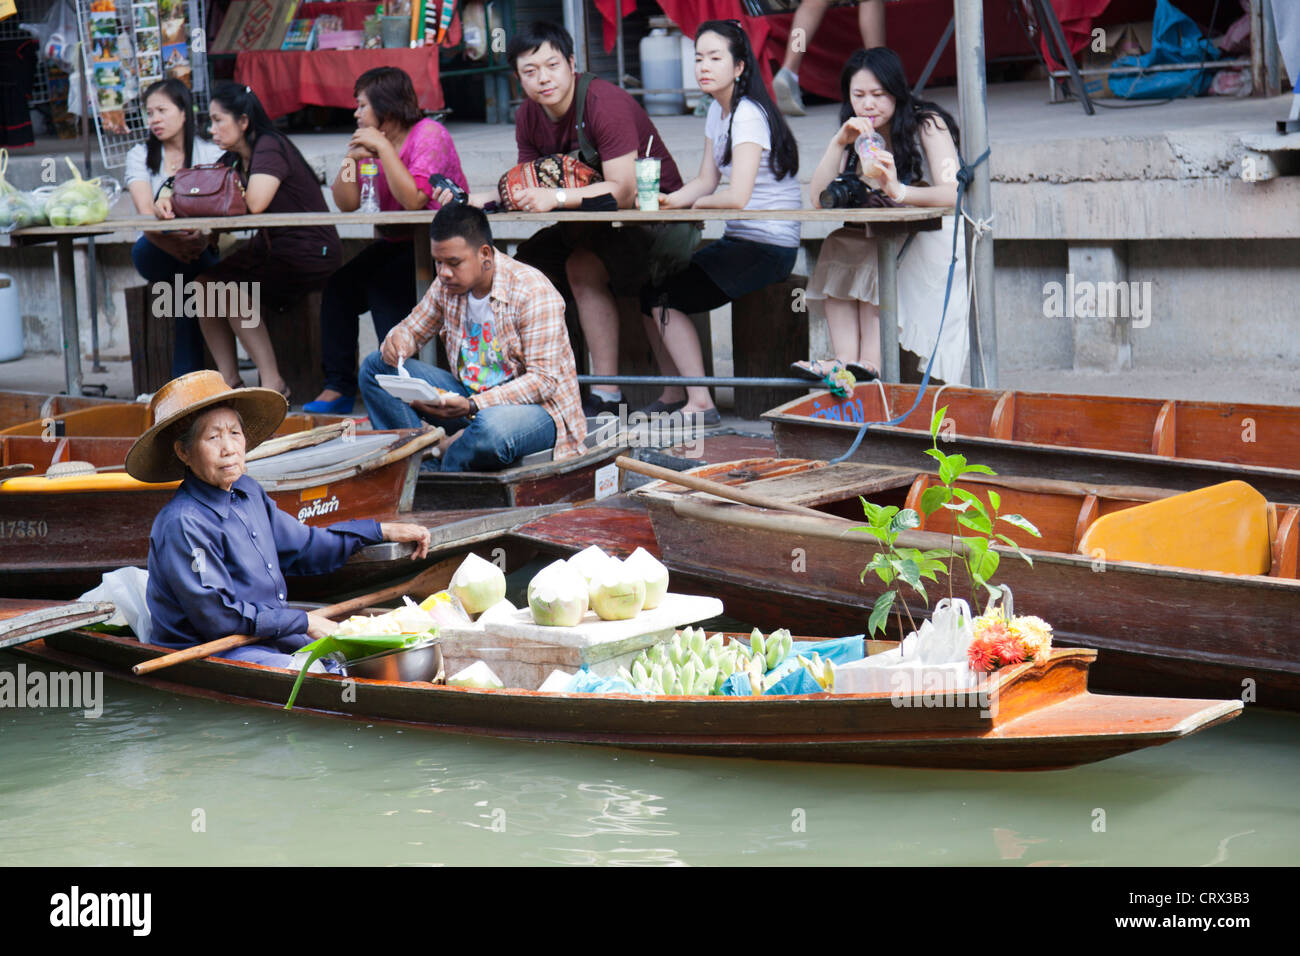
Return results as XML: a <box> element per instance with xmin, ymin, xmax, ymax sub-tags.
<box><xmin>846</xmin><ymin>362</ymin><xmax>880</xmax><ymax>382</ymax></box>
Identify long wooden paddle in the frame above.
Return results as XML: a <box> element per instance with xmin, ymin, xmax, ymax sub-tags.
<box><xmin>131</xmin><ymin>554</ymin><xmax>462</xmax><ymax>676</ymax></box>
<box><xmin>615</xmin><ymin>455</ymin><xmax>829</xmax><ymax>519</ymax></box>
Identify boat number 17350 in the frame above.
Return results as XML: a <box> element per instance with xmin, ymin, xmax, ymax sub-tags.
<box><xmin>0</xmin><ymin>520</ymin><xmax>49</xmax><ymax>538</ymax></box>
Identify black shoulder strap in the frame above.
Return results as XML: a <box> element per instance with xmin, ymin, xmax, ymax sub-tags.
<box><xmin>572</xmin><ymin>72</ymin><xmax>599</xmax><ymax>168</ymax></box>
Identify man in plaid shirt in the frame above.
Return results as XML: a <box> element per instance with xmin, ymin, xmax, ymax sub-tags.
<box><xmin>358</xmin><ymin>203</ymin><xmax>586</xmax><ymax>471</ymax></box>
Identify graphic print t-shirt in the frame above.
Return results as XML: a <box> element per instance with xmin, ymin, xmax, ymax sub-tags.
<box><xmin>457</xmin><ymin>292</ymin><xmax>510</xmax><ymax>393</ymax></box>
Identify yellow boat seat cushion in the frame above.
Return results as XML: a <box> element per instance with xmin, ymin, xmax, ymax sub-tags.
<box><xmin>1077</xmin><ymin>480</ymin><xmax>1271</xmax><ymax>576</ymax></box>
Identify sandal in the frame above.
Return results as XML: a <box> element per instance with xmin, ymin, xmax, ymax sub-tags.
<box><xmin>789</xmin><ymin>360</ymin><xmax>843</xmax><ymax>382</ymax></box>
<box><xmin>846</xmin><ymin>362</ymin><xmax>880</xmax><ymax>383</ymax></box>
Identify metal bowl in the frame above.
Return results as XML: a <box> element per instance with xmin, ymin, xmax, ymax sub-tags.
<box><xmin>342</xmin><ymin>640</ymin><xmax>444</xmax><ymax>683</ymax></box>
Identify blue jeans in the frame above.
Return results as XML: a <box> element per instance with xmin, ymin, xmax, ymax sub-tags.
<box><xmin>358</xmin><ymin>351</ymin><xmax>557</xmax><ymax>472</ymax></box>
<box><xmin>132</xmin><ymin>235</ymin><xmax>222</xmax><ymax>378</ymax></box>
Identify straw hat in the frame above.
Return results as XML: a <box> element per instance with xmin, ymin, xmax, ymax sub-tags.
<box><xmin>125</xmin><ymin>371</ymin><xmax>287</xmax><ymax>483</ymax></box>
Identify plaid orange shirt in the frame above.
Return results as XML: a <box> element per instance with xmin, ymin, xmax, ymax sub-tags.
<box><xmin>382</xmin><ymin>251</ymin><xmax>587</xmax><ymax>459</ymax></box>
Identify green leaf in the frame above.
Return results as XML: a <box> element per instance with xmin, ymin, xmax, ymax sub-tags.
<box><xmin>957</xmin><ymin>511</ymin><xmax>993</xmax><ymax>535</ymax></box>
<box><xmin>919</xmin><ymin>485</ymin><xmax>952</xmax><ymax>516</ymax></box>
<box><xmin>970</xmin><ymin>548</ymin><xmax>1000</xmax><ymax>583</ymax></box>
<box><xmin>987</xmin><ymin>489</ymin><xmax>1001</xmax><ymax>513</ymax></box>
<box><xmin>284</xmin><ymin>632</ymin><xmax>429</xmax><ymax>710</ymax></box>
<box><xmin>930</xmin><ymin>405</ymin><xmax>948</xmax><ymax>438</ymax></box>
<box><xmin>851</xmin><ymin>524</ymin><xmax>888</xmax><ymax>543</ymax></box>
<box><xmin>959</xmin><ymin>464</ymin><xmax>997</xmax><ymax>477</ymax></box>
<box><xmin>922</xmin><ymin>447</ymin><xmax>947</xmax><ymax>465</ymax></box>
<box><xmin>999</xmin><ymin>513</ymin><xmax>1042</xmax><ymax>537</ymax></box>
<box><xmin>859</xmin><ymin>496</ymin><xmax>883</xmax><ymax>525</ymax></box>
<box><xmin>942</xmin><ymin>498</ymin><xmax>973</xmax><ymax>512</ymax></box>
<box><xmin>960</xmin><ymin>536</ymin><xmax>989</xmax><ymax>556</ymax></box>
<box><xmin>897</xmin><ymin>557</ymin><xmax>923</xmax><ymax>590</ymax></box>
<box><xmin>939</xmin><ymin>454</ymin><xmax>968</xmax><ymax>485</ymax></box>
<box><xmin>868</xmin><ymin>590</ymin><xmax>897</xmax><ymax>636</ymax></box>
<box><xmin>951</xmin><ymin>487</ymin><xmax>991</xmax><ymax>520</ymax></box>
<box><xmin>889</xmin><ymin>509</ymin><xmax>921</xmax><ymax>535</ymax></box>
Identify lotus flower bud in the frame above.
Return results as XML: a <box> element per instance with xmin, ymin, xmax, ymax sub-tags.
<box><xmin>668</xmin><ymin>677</ymin><xmax>685</xmax><ymax>696</ymax></box>
<box><xmin>450</xmin><ymin>552</ymin><xmax>508</xmax><ymax>616</ymax></box>
<box><xmin>623</xmin><ymin>547</ymin><xmax>670</xmax><ymax>610</ymax></box>
<box><xmin>750</xmin><ymin>629</ymin><xmax>766</xmax><ymax>659</ymax></box>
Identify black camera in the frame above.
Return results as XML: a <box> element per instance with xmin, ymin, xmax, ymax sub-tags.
<box><xmin>819</xmin><ymin>150</ymin><xmax>878</xmax><ymax>209</ymax></box>
<box><xmin>428</xmin><ymin>173</ymin><xmax>467</xmax><ymax>205</ymax></box>
<box><xmin>819</xmin><ymin>172</ymin><xmax>872</xmax><ymax>209</ymax></box>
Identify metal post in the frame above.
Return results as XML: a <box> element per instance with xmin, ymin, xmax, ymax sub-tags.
<box><xmin>954</xmin><ymin>0</ymin><xmax>997</xmax><ymax>389</ymax></box>
<box><xmin>615</xmin><ymin>0</ymin><xmax>625</xmax><ymax>88</ymax></box>
<box><xmin>57</xmin><ymin>238</ymin><xmax>84</xmax><ymax>397</ymax></box>
<box><xmin>876</xmin><ymin>235</ymin><xmax>901</xmax><ymax>383</ymax></box>
<box><xmin>1251</xmin><ymin>0</ymin><xmax>1265</xmax><ymax>95</ymax></box>
<box><xmin>1262</xmin><ymin>0</ymin><xmax>1281</xmax><ymax>97</ymax></box>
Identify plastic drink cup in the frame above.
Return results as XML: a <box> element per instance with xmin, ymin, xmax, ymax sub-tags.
<box><xmin>855</xmin><ymin>131</ymin><xmax>887</xmax><ymax>184</ymax></box>
<box><xmin>635</xmin><ymin>157</ymin><xmax>661</xmax><ymax>211</ymax></box>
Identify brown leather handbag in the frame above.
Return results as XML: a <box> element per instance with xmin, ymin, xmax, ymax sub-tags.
<box><xmin>169</xmin><ymin>163</ymin><xmax>247</xmax><ymax>217</ymax></box>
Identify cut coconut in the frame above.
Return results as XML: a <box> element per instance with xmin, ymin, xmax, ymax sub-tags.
<box><xmin>566</xmin><ymin>545</ymin><xmax>615</xmax><ymax>583</ymax></box>
<box><xmin>448</xmin><ymin>660</ymin><xmax>504</xmax><ymax>689</ymax></box>
<box><xmin>527</xmin><ymin>561</ymin><xmax>589</xmax><ymax>627</ymax></box>
<box><xmin>623</xmin><ymin>547</ymin><xmax>669</xmax><ymax>610</ymax></box>
<box><xmin>450</xmin><ymin>552</ymin><xmax>507</xmax><ymax>616</ymax></box>
<box><xmin>588</xmin><ymin>564</ymin><xmax>647</xmax><ymax>621</ymax></box>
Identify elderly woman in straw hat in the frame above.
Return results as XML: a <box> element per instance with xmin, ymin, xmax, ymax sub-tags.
<box><xmin>125</xmin><ymin>371</ymin><xmax>432</xmax><ymax>667</ymax></box>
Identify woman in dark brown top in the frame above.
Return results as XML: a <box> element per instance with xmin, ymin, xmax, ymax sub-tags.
<box><xmin>160</xmin><ymin>82</ymin><xmax>342</xmax><ymax>397</ymax></box>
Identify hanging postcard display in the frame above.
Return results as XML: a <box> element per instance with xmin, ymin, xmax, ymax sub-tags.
<box><xmin>133</xmin><ymin>1</ymin><xmax>163</xmax><ymax>85</ymax></box>
<box><xmin>88</xmin><ymin>0</ymin><xmax>128</xmax><ymax>133</ymax></box>
<box><xmin>159</xmin><ymin>0</ymin><xmax>192</xmax><ymax>87</ymax></box>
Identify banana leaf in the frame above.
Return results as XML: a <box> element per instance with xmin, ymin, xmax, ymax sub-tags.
<box><xmin>284</xmin><ymin>631</ymin><xmax>433</xmax><ymax>711</ymax></box>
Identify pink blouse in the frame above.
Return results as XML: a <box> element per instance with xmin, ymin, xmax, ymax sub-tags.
<box><xmin>374</xmin><ymin>117</ymin><xmax>468</xmax><ymax>212</ymax></box>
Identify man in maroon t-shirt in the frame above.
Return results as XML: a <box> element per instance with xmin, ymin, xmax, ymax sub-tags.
<box><xmin>448</xmin><ymin>22</ymin><xmax>685</xmax><ymax>417</ymax></box>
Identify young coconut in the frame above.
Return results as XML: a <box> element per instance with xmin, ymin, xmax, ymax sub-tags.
<box><xmin>527</xmin><ymin>560</ymin><xmax>589</xmax><ymax>627</ymax></box>
<box><xmin>567</xmin><ymin>545</ymin><xmax>616</xmax><ymax>583</ymax></box>
<box><xmin>450</xmin><ymin>552</ymin><xmax>507</xmax><ymax>616</ymax></box>
<box><xmin>588</xmin><ymin>561</ymin><xmax>647</xmax><ymax>621</ymax></box>
<box><xmin>622</xmin><ymin>547</ymin><xmax>670</xmax><ymax>610</ymax></box>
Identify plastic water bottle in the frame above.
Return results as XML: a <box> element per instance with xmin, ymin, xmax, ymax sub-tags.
<box><xmin>358</xmin><ymin>157</ymin><xmax>380</xmax><ymax>213</ymax></box>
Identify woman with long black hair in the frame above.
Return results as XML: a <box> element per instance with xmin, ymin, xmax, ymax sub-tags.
<box><xmin>638</xmin><ymin>19</ymin><xmax>801</xmax><ymax>424</ymax></box>
<box><xmin>125</xmin><ymin>78</ymin><xmax>227</xmax><ymax>376</ymax></box>
<box><xmin>803</xmin><ymin>47</ymin><xmax>968</xmax><ymax>384</ymax></box>
<box><xmin>157</xmin><ymin>82</ymin><xmax>342</xmax><ymax>397</ymax></box>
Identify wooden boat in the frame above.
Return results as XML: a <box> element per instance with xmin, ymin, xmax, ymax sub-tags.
<box><xmin>0</xmin><ymin>600</ymin><xmax>1241</xmax><ymax>771</ymax></box>
<box><xmin>0</xmin><ymin>428</ymin><xmax>447</xmax><ymax>596</ymax></box>
<box><xmin>0</xmin><ymin>398</ymin><xmax>633</xmax><ymax>513</ymax></box>
<box><xmin>0</xmin><ymin>398</ymin><xmax>349</xmax><ymax>438</ymax></box>
<box><xmin>0</xmin><ymin>389</ymin><xmax>130</xmax><ymax>430</ymax></box>
<box><xmin>626</xmin><ymin>458</ymin><xmax>1300</xmax><ymax>711</ymax></box>
<box><xmin>765</xmin><ymin>383</ymin><xmax>1300</xmax><ymax>503</ymax></box>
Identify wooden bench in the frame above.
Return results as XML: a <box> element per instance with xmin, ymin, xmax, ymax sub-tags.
<box><xmin>125</xmin><ymin>285</ymin><xmax>323</xmax><ymax>399</ymax></box>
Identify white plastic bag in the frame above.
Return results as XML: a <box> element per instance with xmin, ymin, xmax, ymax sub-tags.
<box><xmin>78</xmin><ymin>567</ymin><xmax>153</xmax><ymax>643</ymax></box>
<box><xmin>833</xmin><ymin>598</ymin><xmax>978</xmax><ymax>696</ymax></box>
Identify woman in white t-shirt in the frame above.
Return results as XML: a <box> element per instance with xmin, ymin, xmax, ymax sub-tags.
<box><xmin>124</xmin><ymin>78</ymin><xmax>227</xmax><ymax>377</ymax></box>
<box><xmin>638</xmin><ymin>20</ymin><xmax>802</xmax><ymax>424</ymax></box>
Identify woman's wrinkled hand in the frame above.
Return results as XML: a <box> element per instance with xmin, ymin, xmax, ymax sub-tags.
<box><xmin>305</xmin><ymin>612</ymin><xmax>338</xmax><ymax>640</ymax></box>
<box><xmin>381</xmin><ymin>521</ymin><xmax>432</xmax><ymax>559</ymax></box>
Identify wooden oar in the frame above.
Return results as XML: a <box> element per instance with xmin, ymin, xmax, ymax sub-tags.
<box><xmin>616</xmin><ymin>455</ymin><xmax>828</xmax><ymax>519</ymax></box>
<box><xmin>247</xmin><ymin>422</ymin><xmax>352</xmax><ymax>462</ymax></box>
<box><xmin>131</xmin><ymin>553</ymin><xmax>462</xmax><ymax>676</ymax></box>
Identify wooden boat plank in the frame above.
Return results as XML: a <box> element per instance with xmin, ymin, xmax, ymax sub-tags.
<box><xmin>509</xmin><ymin>498</ymin><xmax>656</xmax><ymax>558</ymax></box>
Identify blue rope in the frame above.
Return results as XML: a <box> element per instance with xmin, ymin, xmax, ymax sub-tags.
<box><xmin>829</xmin><ymin>146</ymin><xmax>992</xmax><ymax>465</ymax></box>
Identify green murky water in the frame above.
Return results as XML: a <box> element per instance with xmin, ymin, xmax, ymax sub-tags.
<box><xmin>1</xmin><ymin>650</ymin><xmax>1296</xmax><ymax>866</ymax></box>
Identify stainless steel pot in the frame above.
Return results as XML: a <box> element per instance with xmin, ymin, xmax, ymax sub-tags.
<box><xmin>342</xmin><ymin>639</ymin><xmax>444</xmax><ymax>683</ymax></box>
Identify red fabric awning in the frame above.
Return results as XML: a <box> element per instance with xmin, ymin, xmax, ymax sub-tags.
<box><xmin>234</xmin><ymin>47</ymin><xmax>446</xmax><ymax>118</ymax></box>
